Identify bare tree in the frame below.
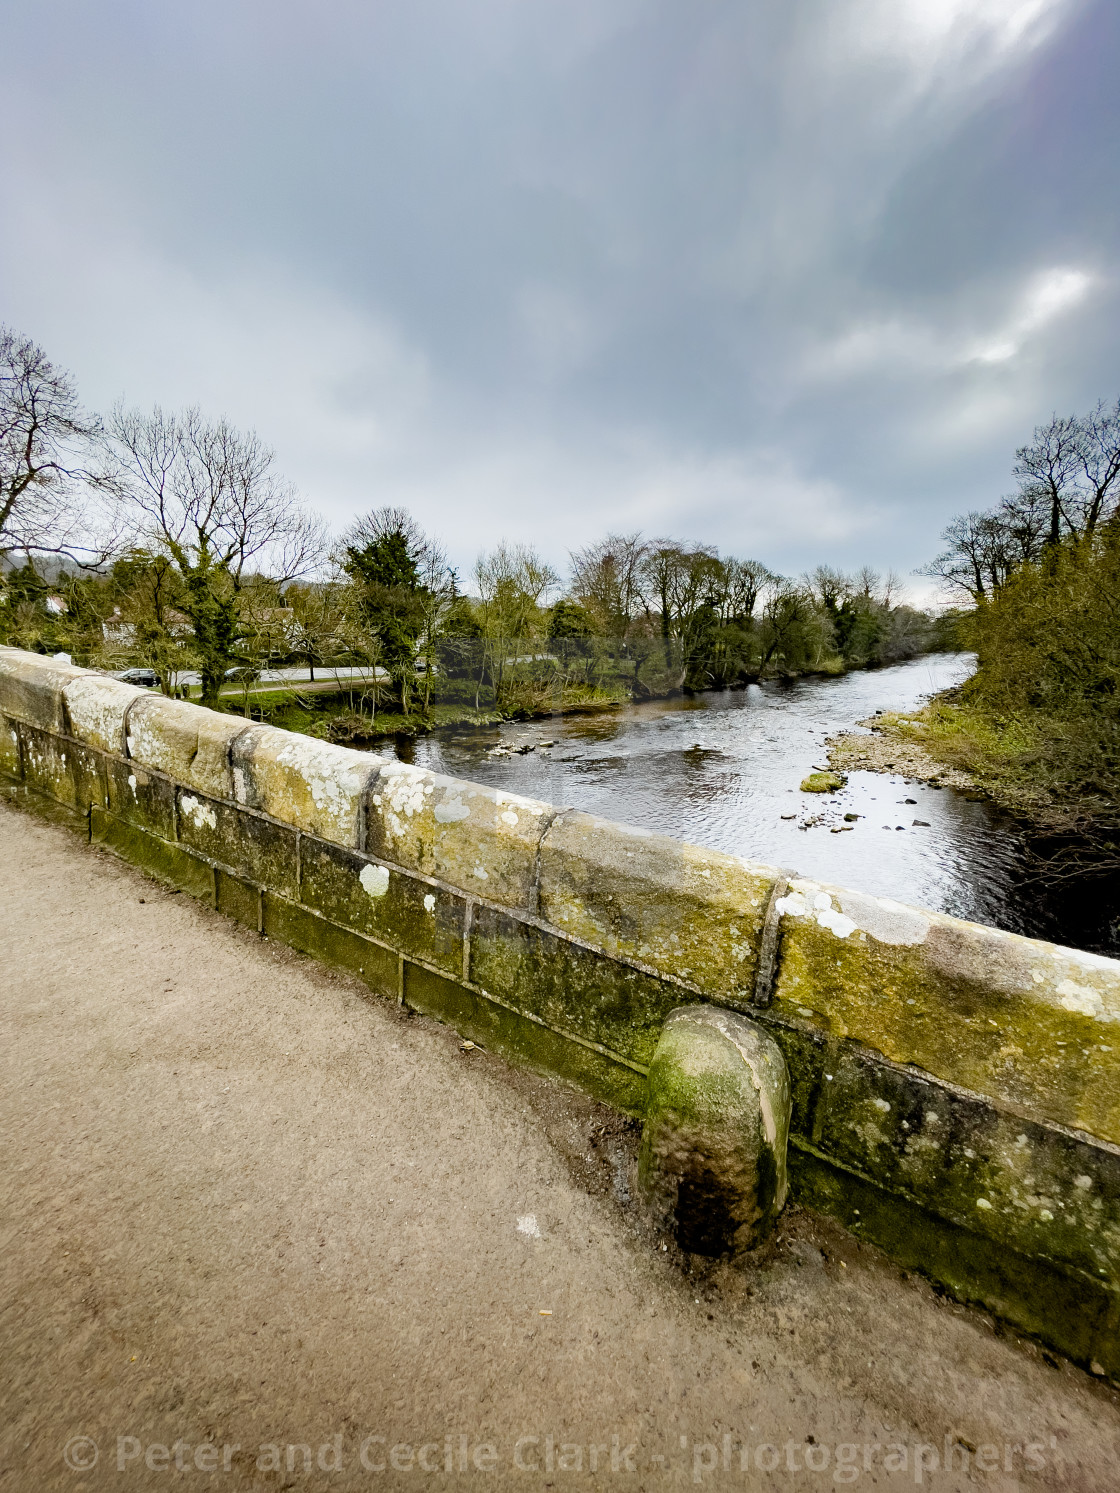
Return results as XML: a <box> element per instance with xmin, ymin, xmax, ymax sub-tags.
<box><xmin>923</xmin><ymin>511</ymin><xmax>1012</xmax><ymax>602</ymax></box>
<box><xmin>722</xmin><ymin>558</ymin><xmax>774</xmax><ymax>624</ymax></box>
<box><xmin>1013</xmin><ymin>413</ymin><xmax>1082</xmax><ymax>549</ymax></box>
<box><xmin>569</xmin><ymin>532</ymin><xmax>647</xmax><ymax>637</ymax></box>
<box><xmin>0</xmin><ymin>327</ymin><xmax>115</xmax><ymax>566</ymax></box>
<box><xmin>107</xmin><ymin>404</ymin><xmax>325</xmax><ymax>704</ymax></box>
<box><xmin>1077</xmin><ymin>397</ymin><xmax>1120</xmax><ymax>535</ymax></box>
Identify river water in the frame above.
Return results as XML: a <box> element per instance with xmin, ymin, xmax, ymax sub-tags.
<box><xmin>392</xmin><ymin>653</ymin><xmax>1111</xmax><ymax>953</ymax></box>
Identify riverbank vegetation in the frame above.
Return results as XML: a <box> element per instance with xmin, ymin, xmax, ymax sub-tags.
<box><xmin>920</xmin><ymin>398</ymin><xmax>1120</xmax><ymax>878</ymax></box>
<box><xmin>1</xmin><ymin>325</ymin><xmax>944</xmax><ymax>740</ymax></box>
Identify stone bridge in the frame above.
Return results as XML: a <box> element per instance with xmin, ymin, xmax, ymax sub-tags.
<box><xmin>3</xmin><ymin>644</ymin><xmax>1120</xmax><ymax>1383</ymax></box>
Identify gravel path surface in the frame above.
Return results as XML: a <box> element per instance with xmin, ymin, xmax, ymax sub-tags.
<box><xmin>2</xmin><ymin>800</ymin><xmax>1117</xmax><ymax>1491</ymax></box>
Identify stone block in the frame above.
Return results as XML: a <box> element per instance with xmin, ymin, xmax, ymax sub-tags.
<box><xmin>231</xmin><ymin>726</ymin><xmax>384</xmax><ymax>847</ymax></box>
<box><xmin>639</xmin><ymin>1005</ymin><xmax>791</xmax><ymax>1256</ymax></box>
<box><xmin>216</xmin><ymin>868</ymin><xmax>260</xmax><ymax>930</ymax></box>
<box><xmin>538</xmin><ymin>810</ymin><xmax>780</xmax><ymax>1001</ymax></box>
<box><xmin>802</xmin><ymin>1038</ymin><xmax>1120</xmax><ymax>1288</ymax></box>
<box><xmin>469</xmin><ymin>903</ymin><xmax>686</xmax><ymax>1067</ymax></box>
<box><xmin>772</xmin><ymin>875</ymin><xmax>1120</xmax><ymax>1144</ymax></box>
<box><xmin>126</xmin><ymin>696</ymin><xmax>247</xmax><ymax>801</ymax></box>
<box><xmin>790</xmin><ymin>1143</ymin><xmax>1120</xmax><ymax>1379</ymax></box>
<box><xmin>0</xmin><ymin>648</ymin><xmax>87</xmax><ymax>732</ymax></box>
<box><xmin>365</xmin><ymin>761</ymin><xmax>552</xmax><ymax>910</ymax></box>
<box><xmin>105</xmin><ymin>757</ymin><xmax>177</xmax><ymax>841</ymax></box>
<box><xmin>177</xmin><ymin>791</ymin><xmax>299</xmax><ymax>900</ymax></box>
<box><xmin>298</xmin><ymin>836</ymin><xmax>465</xmax><ymax>976</ymax></box>
<box><xmin>261</xmin><ymin>894</ymin><xmax>399</xmax><ymax>1000</ymax></box>
<box><xmin>18</xmin><ymin>724</ymin><xmax>105</xmax><ymax>810</ymax></box>
<box><xmin>0</xmin><ymin>714</ymin><xmax>21</xmax><ymax>778</ymax></box>
<box><xmin>402</xmin><ymin>962</ymin><xmax>649</xmax><ymax>1114</ymax></box>
<box><xmin>63</xmin><ymin>674</ymin><xmax>143</xmax><ymax>754</ymax></box>
<box><xmin>89</xmin><ymin>806</ymin><xmax>215</xmax><ymax>901</ymax></box>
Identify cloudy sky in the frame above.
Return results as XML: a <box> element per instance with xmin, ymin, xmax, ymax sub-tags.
<box><xmin>3</xmin><ymin>0</ymin><xmax>1118</xmax><ymax>590</ymax></box>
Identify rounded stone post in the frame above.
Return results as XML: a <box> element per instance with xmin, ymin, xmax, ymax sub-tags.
<box><xmin>638</xmin><ymin>1005</ymin><xmax>791</xmax><ymax>1257</ymax></box>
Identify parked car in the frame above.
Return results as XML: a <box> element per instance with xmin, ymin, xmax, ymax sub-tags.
<box><xmin>115</xmin><ymin>668</ymin><xmax>159</xmax><ymax>688</ymax></box>
<box><xmin>224</xmin><ymin>665</ymin><xmax>260</xmax><ymax>683</ymax></box>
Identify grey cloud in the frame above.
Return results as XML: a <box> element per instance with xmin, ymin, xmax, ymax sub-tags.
<box><xmin>1</xmin><ymin>0</ymin><xmax>1116</xmax><ymax>585</ymax></box>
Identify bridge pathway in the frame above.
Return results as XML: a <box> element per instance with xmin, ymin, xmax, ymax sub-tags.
<box><xmin>1</xmin><ymin>800</ymin><xmax>1117</xmax><ymax>1491</ymax></box>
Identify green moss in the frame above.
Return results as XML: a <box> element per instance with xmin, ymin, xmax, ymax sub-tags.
<box><xmin>177</xmin><ymin>791</ymin><xmax>299</xmax><ymax>900</ymax></box>
<box><xmin>104</xmin><ymin>757</ymin><xmax>177</xmax><ymax>840</ymax></box>
<box><xmin>469</xmin><ymin>903</ymin><xmax>688</xmax><ymax>1067</ymax></box>
<box><xmin>792</xmin><ymin>1143</ymin><xmax>1120</xmax><ymax>1380</ymax></box>
<box><xmin>800</xmin><ymin>771</ymin><xmax>846</xmax><ymax>793</ymax></box>
<box><xmin>402</xmin><ymin>962</ymin><xmax>648</xmax><ymax>1114</ymax></box>
<box><xmin>773</xmin><ymin>917</ymin><xmax>1120</xmax><ymax>1143</ymax></box>
<box><xmin>262</xmin><ymin>893</ymin><xmax>399</xmax><ymax>999</ymax></box>
<box><xmin>216</xmin><ymin>868</ymin><xmax>260</xmax><ymax>929</ymax></box>
<box><xmin>298</xmin><ymin>836</ymin><xmax>466</xmax><ymax>977</ymax></box>
<box><xmin>89</xmin><ymin>806</ymin><xmax>215</xmax><ymax>901</ymax></box>
<box><xmin>639</xmin><ymin>1009</ymin><xmax>790</xmax><ymax>1255</ymax></box>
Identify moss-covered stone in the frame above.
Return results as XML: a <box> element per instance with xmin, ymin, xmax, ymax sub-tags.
<box><xmin>639</xmin><ymin>1006</ymin><xmax>791</xmax><ymax>1256</ymax></box>
<box><xmin>538</xmin><ymin>811</ymin><xmax>779</xmax><ymax>1001</ymax></box>
<box><xmin>216</xmin><ymin>868</ymin><xmax>261</xmax><ymax>929</ymax></box>
<box><xmin>177</xmin><ymin>790</ymin><xmax>299</xmax><ymax>901</ymax></box>
<box><xmin>89</xmin><ymin>806</ymin><xmax>215</xmax><ymax>901</ymax></box>
<box><xmin>262</xmin><ymin>894</ymin><xmax>399</xmax><ymax>999</ymax></box>
<box><xmin>105</xmin><ymin>757</ymin><xmax>177</xmax><ymax>842</ymax></box>
<box><xmin>791</xmin><ymin>1143</ymin><xmax>1120</xmax><ymax>1379</ymax></box>
<box><xmin>800</xmin><ymin>771</ymin><xmax>845</xmax><ymax>793</ymax></box>
<box><xmin>402</xmin><ymin>962</ymin><xmax>648</xmax><ymax>1113</ymax></box>
<box><xmin>469</xmin><ymin>903</ymin><xmax>687</xmax><ymax>1067</ymax></box>
<box><xmin>776</xmin><ymin>1024</ymin><xmax>1120</xmax><ymax>1286</ymax></box>
<box><xmin>62</xmin><ymin>674</ymin><xmax>142</xmax><ymax>754</ymax></box>
<box><xmin>299</xmin><ymin>836</ymin><xmax>466</xmax><ymax>976</ymax></box>
<box><xmin>231</xmin><ymin>725</ymin><xmax>384</xmax><ymax>848</ymax></box>
<box><xmin>773</xmin><ymin>876</ymin><xmax>1120</xmax><ymax>1144</ymax></box>
<box><xmin>19</xmin><ymin>724</ymin><xmax>106</xmax><ymax>811</ymax></box>
<box><xmin>126</xmin><ymin>696</ymin><xmax>246</xmax><ymax>801</ymax></box>
<box><xmin>365</xmin><ymin>761</ymin><xmax>552</xmax><ymax>910</ymax></box>
<box><xmin>0</xmin><ymin>714</ymin><xmax>21</xmax><ymax>779</ymax></box>
<box><xmin>1</xmin><ymin>771</ymin><xmax>89</xmax><ymax>831</ymax></box>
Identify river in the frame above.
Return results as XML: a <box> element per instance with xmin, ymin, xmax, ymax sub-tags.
<box><xmin>391</xmin><ymin>653</ymin><xmax>1114</xmax><ymax>954</ymax></box>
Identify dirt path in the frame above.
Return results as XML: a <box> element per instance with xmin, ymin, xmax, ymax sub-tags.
<box><xmin>2</xmin><ymin>800</ymin><xmax>1118</xmax><ymax>1491</ymax></box>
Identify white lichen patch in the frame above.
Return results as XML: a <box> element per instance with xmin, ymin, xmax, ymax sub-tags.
<box><xmin>775</xmin><ymin>887</ymin><xmax>856</xmax><ymax>940</ymax></box>
<box><xmin>1057</xmin><ymin>979</ymin><xmax>1106</xmax><ymax>1018</ymax></box>
<box><xmin>778</xmin><ymin>879</ymin><xmax>934</xmax><ymax>947</ymax></box>
<box><xmin>434</xmin><ymin>795</ymin><xmax>471</xmax><ymax>824</ymax></box>
<box><xmin>360</xmin><ymin>863</ymin><xmax>390</xmax><ymax>899</ymax></box>
<box><xmin>274</xmin><ymin>739</ymin><xmax>368</xmax><ymax>821</ymax></box>
<box><xmin>179</xmin><ymin>794</ymin><xmax>217</xmax><ymax>831</ymax></box>
<box><xmin>378</xmin><ymin>763</ymin><xmax>431</xmax><ymax>825</ymax></box>
<box><xmin>423</xmin><ymin>893</ymin><xmax>435</xmax><ymax>913</ymax></box>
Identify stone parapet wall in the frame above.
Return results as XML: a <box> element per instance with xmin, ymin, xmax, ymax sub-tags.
<box><xmin>3</xmin><ymin>645</ymin><xmax>1119</xmax><ymax>1375</ymax></box>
